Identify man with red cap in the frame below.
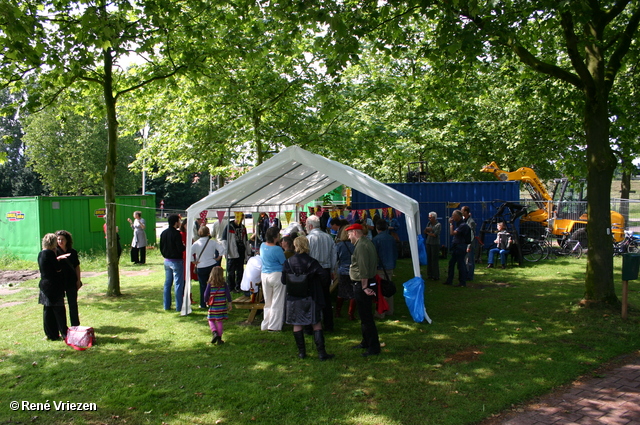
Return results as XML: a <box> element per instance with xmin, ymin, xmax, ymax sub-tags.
<box><xmin>346</xmin><ymin>223</ymin><xmax>381</xmax><ymax>357</ymax></box>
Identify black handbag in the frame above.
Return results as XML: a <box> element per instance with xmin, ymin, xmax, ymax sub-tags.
<box><xmin>286</xmin><ymin>273</ymin><xmax>310</xmax><ymax>297</ymax></box>
<box><xmin>377</xmin><ymin>254</ymin><xmax>397</xmax><ymax>297</ymax></box>
<box><xmin>380</xmin><ymin>277</ymin><xmax>397</xmax><ymax>297</ymax></box>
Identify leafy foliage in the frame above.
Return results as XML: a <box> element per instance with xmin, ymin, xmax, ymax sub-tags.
<box><xmin>0</xmin><ymin>89</ymin><xmax>45</xmax><ymax>196</ymax></box>
<box><xmin>22</xmin><ymin>94</ymin><xmax>140</xmax><ymax>195</ymax></box>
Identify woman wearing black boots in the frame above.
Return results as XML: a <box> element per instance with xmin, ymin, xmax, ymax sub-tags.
<box><xmin>282</xmin><ymin>235</ymin><xmax>335</xmax><ymax>361</ymax></box>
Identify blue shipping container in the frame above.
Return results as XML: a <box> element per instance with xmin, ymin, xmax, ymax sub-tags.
<box><xmin>351</xmin><ymin>181</ymin><xmax>520</xmax><ymax>245</ymax></box>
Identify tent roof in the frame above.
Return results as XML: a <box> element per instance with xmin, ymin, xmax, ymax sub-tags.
<box><xmin>187</xmin><ymin>145</ymin><xmax>419</xmax><ymax>217</ymax></box>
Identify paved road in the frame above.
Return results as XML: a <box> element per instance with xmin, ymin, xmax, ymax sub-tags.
<box><xmin>481</xmin><ymin>351</ymin><xmax>640</xmax><ymax>425</ymax></box>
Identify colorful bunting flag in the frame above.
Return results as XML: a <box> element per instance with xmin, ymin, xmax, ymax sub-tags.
<box><xmin>199</xmin><ymin>210</ymin><xmax>208</xmax><ymax>225</ymax></box>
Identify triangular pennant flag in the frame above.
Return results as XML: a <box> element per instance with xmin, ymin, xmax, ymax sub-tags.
<box><xmin>268</xmin><ymin>212</ymin><xmax>277</xmax><ymax>219</ymax></box>
<box><xmin>234</xmin><ymin>212</ymin><xmax>243</xmax><ymax>223</ymax></box>
<box><xmin>199</xmin><ymin>210</ymin><xmax>208</xmax><ymax>225</ymax></box>
<box><xmin>216</xmin><ymin>210</ymin><xmax>225</xmax><ymax>222</ymax></box>
<box><xmin>285</xmin><ymin>211</ymin><xmax>293</xmax><ymax>223</ymax></box>
<box><xmin>369</xmin><ymin>209</ymin><xmax>377</xmax><ymax>219</ymax></box>
<box><xmin>299</xmin><ymin>212</ymin><xmax>308</xmax><ymax>227</ymax></box>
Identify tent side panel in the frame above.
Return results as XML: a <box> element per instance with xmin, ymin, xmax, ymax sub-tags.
<box><xmin>0</xmin><ymin>197</ymin><xmax>41</xmax><ymax>260</ymax></box>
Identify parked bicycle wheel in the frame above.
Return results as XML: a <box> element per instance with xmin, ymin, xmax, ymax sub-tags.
<box><xmin>522</xmin><ymin>241</ymin><xmax>544</xmax><ymax>262</ymax></box>
<box><xmin>569</xmin><ymin>241</ymin><xmax>583</xmax><ymax>259</ymax></box>
<box><xmin>627</xmin><ymin>242</ymin><xmax>640</xmax><ymax>254</ymax></box>
<box><xmin>561</xmin><ymin>239</ymin><xmax>583</xmax><ymax>259</ymax></box>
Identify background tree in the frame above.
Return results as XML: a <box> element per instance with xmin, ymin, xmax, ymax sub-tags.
<box><xmin>22</xmin><ymin>94</ymin><xmax>140</xmax><ymax>195</ymax></box>
<box><xmin>121</xmin><ymin>4</ymin><xmax>324</xmax><ymax>179</ymax></box>
<box><xmin>0</xmin><ymin>89</ymin><xmax>45</xmax><ymax>197</ymax></box>
<box><xmin>282</xmin><ymin>0</ymin><xmax>640</xmax><ymax>306</ymax></box>
<box><xmin>1</xmin><ymin>0</ymin><xmax>192</xmax><ymax>295</ymax></box>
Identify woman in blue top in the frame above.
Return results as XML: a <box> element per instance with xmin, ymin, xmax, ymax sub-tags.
<box><xmin>260</xmin><ymin>227</ymin><xmax>287</xmax><ymax>331</ymax></box>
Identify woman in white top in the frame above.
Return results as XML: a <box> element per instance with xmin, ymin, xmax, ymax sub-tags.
<box><xmin>191</xmin><ymin>225</ymin><xmax>226</xmax><ymax>309</ymax></box>
<box><xmin>127</xmin><ymin>211</ymin><xmax>147</xmax><ymax>264</ymax></box>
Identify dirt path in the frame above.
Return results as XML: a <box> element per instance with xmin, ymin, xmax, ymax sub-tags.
<box><xmin>0</xmin><ymin>269</ymin><xmax>156</xmax><ymax>307</ymax></box>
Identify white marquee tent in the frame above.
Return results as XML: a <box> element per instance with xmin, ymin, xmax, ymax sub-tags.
<box><xmin>182</xmin><ymin>146</ymin><xmax>424</xmax><ymax>317</ymax></box>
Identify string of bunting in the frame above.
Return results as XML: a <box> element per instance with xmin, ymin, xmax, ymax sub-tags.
<box><xmin>195</xmin><ymin>206</ymin><xmax>402</xmax><ymax>227</ymax></box>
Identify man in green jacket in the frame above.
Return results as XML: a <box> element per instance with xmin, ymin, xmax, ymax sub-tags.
<box><xmin>346</xmin><ymin>223</ymin><xmax>381</xmax><ymax>357</ymax></box>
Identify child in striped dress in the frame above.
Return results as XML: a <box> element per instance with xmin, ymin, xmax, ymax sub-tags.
<box><xmin>205</xmin><ymin>266</ymin><xmax>232</xmax><ymax>344</ymax></box>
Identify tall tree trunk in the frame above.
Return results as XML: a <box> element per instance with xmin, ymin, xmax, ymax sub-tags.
<box><xmin>620</xmin><ymin>167</ymin><xmax>631</xmax><ymax>225</ymax></box>
<box><xmin>584</xmin><ymin>89</ymin><xmax>617</xmax><ymax>305</ymax></box>
<box><xmin>253</xmin><ymin>109</ymin><xmax>264</xmax><ymax>165</ymax></box>
<box><xmin>103</xmin><ymin>47</ymin><xmax>121</xmax><ymax>297</ymax></box>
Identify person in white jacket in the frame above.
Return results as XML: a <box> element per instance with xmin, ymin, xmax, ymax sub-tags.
<box><xmin>191</xmin><ymin>226</ymin><xmax>226</xmax><ymax>309</ymax></box>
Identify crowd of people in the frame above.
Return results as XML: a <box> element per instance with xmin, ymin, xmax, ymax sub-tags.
<box><xmin>424</xmin><ymin>206</ymin><xmax>510</xmax><ymax>288</ymax></box>
<box><xmin>153</xmin><ymin>207</ymin><xmax>399</xmax><ymax>359</ymax></box>
<box><xmin>37</xmin><ymin>206</ymin><xmax>402</xmax><ymax>360</ymax></box>
<box><xmin>37</xmin><ymin>204</ymin><xmax>513</xmax><ymax>353</ymax></box>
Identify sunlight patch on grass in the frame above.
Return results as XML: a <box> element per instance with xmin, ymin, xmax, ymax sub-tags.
<box><xmin>345</xmin><ymin>412</ymin><xmax>402</xmax><ymax>425</ymax></box>
<box><xmin>430</xmin><ymin>333</ymin><xmax>453</xmax><ymax>340</ymax></box>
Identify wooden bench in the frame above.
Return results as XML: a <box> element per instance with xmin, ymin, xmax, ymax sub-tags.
<box><xmin>231</xmin><ymin>286</ymin><xmax>264</xmax><ymax>324</ymax></box>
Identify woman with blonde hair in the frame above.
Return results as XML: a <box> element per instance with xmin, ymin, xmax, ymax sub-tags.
<box><xmin>38</xmin><ymin>233</ymin><xmax>68</xmax><ymax>340</ymax></box>
<box><xmin>335</xmin><ymin>225</ymin><xmax>357</xmax><ymax>320</ymax></box>
<box><xmin>282</xmin><ymin>235</ymin><xmax>334</xmax><ymax>361</ymax></box>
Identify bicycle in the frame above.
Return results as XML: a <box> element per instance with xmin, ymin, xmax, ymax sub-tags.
<box><xmin>613</xmin><ymin>230</ymin><xmax>640</xmax><ymax>256</ymax></box>
<box><xmin>520</xmin><ymin>236</ymin><xmax>544</xmax><ymax>262</ymax></box>
<box><xmin>538</xmin><ymin>227</ymin><xmax>556</xmax><ymax>260</ymax></box>
<box><xmin>555</xmin><ymin>233</ymin><xmax>583</xmax><ymax>259</ymax></box>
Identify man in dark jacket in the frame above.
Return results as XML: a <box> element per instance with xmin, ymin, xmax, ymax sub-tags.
<box><xmin>160</xmin><ymin>214</ymin><xmax>186</xmax><ymax>311</ymax></box>
<box><xmin>444</xmin><ymin>210</ymin><xmax>471</xmax><ymax>287</ymax></box>
<box><xmin>373</xmin><ymin>220</ymin><xmax>398</xmax><ymax>318</ymax></box>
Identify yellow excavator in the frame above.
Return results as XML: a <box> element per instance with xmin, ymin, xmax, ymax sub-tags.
<box><xmin>481</xmin><ymin>161</ymin><xmax>625</xmax><ymax>244</ymax></box>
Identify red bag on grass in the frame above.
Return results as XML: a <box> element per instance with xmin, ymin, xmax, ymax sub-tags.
<box><xmin>65</xmin><ymin>326</ymin><xmax>96</xmax><ymax>351</ymax></box>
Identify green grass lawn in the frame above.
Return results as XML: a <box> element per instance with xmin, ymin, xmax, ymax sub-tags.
<box><xmin>1</xmin><ymin>250</ymin><xmax>639</xmax><ymax>425</ymax></box>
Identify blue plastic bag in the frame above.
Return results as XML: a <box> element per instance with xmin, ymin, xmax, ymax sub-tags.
<box><xmin>403</xmin><ymin>276</ymin><xmax>431</xmax><ymax>323</ymax></box>
<box><xmin>417</xmin><ymin>234</ymin><xmax>428</xmax><ymax>266</ymax></box>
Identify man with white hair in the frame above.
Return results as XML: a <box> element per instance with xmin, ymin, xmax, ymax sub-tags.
<box><xmin>306</xmin><ymin>214</ymin><xmax>337</xmax><ymax>332</ymax></box>
<box><xmin>424</xmin><ymin>212</ymin><xmax>441</xmax><ymax>281</ymax></box>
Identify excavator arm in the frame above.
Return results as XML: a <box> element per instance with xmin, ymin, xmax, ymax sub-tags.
<box><xmin>481</xmin><ymin>162</ymin><xmax>552</xmax><ymax>210</ymax></box>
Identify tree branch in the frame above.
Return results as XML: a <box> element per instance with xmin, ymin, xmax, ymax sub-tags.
<box><xmin>511</xmin><ymin>42</ymin><xmax>584</xmax><ymax>89</ymax></box>
<box><xmin>603</xmin><ymin>0</ymin><xmax>632</xmax><ymax>26</ymax></box>
<box><xmin>463</xmin><ymin>8</ymin><xmax>584</xmax><ymax>89</ymax></box>
<box><xmin>605</xmin><ymin>6</ymin><xmax>640</xmax><ymax>92</ymax></box>
<box><xmin>367</xmin><ymin>5</ymin><xmax>421</xmax><ymax>34</ymax></box>
<box><xmin>114</xmin><ymin>65</ymin><xmax>187</xmax><ymax>101</ymax></box>
<box><xmin>559</xmin><ymin>11</ymin><xmax>593</xmax><ymax>90</ymax></box>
